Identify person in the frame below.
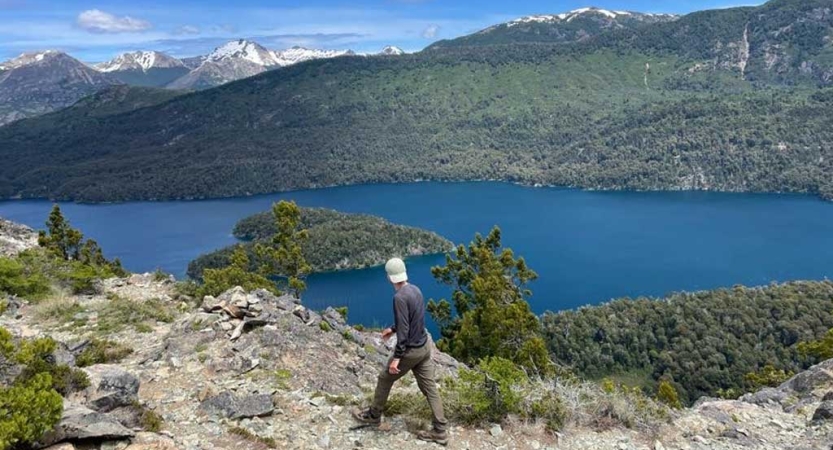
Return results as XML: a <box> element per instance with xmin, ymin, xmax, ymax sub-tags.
<box><xmin>352</xmin><ymin>257</ymin><xmax>449</xmax><ymax>445</ymax></box>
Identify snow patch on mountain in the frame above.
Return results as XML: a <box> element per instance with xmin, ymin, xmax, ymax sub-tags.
<box><xmin>0</xmin><ymin>50</ymin><xmax>62</xmax><ymax>70</ymax></box>
<box><xmin>271</xmin><ymin>47</ymin><xmax>354</xmax><ymax>67</ymax></box>
<box><xmin>503</xmin><ymin>7</ymin><xmax>676</xmax><ymax>28</ymax></box>
<box><xmin>207</xmin><ymin>40</ymin><xmax>279</xmax><ymax>66</ymax></box>
<box><xmin>95</xmin><ymin>51</ymin><xmax>185</xmax><ymax>73</ymax></box>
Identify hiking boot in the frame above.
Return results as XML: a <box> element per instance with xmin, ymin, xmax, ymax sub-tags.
<box><xmin>417</xmin><ymin>429</ymin><xmax>448</xmax><ymax>446</ymax></box>
<box><xmin>351</xmin><ymin>408</ymin><xmax>381</xmax><ymax>425</ymax></box>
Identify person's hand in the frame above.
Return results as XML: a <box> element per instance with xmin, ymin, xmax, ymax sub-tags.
<box><xmin>389</xmin><ymin>358</ymin><xmax>401</xmax><ymax>375</ymax></box>
<box><xmin>381</xmin><ymin>328</ymin><xmax>394</xmax><ymax>340</ymax></box>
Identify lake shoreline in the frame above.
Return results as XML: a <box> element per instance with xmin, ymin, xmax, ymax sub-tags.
<box><xmin>2</xmin><ymin>178</ymin><xmax>831</xmax><ymax>206</ymax></box>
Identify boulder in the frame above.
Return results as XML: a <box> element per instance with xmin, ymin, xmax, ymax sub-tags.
<box><xmin>199</xmin><ymin>391</ymin><xmax>274</xmax><ymax>419</ymax></box>
<box><xmin>812</xmin><ymin>401</ymin><xmax>833</xmax><ymax>422</ymax></box>
<box><xmin>739</xmin><ymin>387</ymin><xmax>788</xmax><ymax>406</ymax></box>
<box><xmin>75</xmin><ymin>365</ymin><xmax>140</xmax><ymax>412</ymax></box>
<box><xmin>38</xmin><ymin>402</ymin><xmax>135</xmax><ymax>447</ymax></box>
<box><xmin>779</xmin><ymin>359</ymin><xmax>833</xmax><ymax>395</ymax></box>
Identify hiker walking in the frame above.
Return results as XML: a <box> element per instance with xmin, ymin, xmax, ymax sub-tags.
<box><xmin>353</xmin><ymin>257</ymin><xmax>449</xmax><ymax>445</ymax></box>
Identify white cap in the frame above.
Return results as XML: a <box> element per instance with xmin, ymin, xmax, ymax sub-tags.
<box><xmin>385</xmin><ymin>258</ymin><xmax>408</xmax><ymax>283</ymax></box>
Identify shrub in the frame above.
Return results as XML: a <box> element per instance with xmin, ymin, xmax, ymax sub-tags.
<box><xmin>0</xmin><ymin>257</ymin><xmax>51</xmax><ymax>300</ymax></box>
<box><xmin>197</xmin><ymin>245</ymin><xmax>279</xmax><ymax>298</ymax></box>
<box><xmin>319</xmin><ymin>321</ymin><xmax>332</xmax><ymax>332</ymax></box>
<box><xmin>529</xmin><ymin>391</ymin><xmax>568</xmax><ymax>432</ymax></box>
<box><xmin>445</xmin><ymin>357</ymin><xmax>528</xmax><ymax>424</ymax></box>
<box><xmin>0</xmin><ymin>373</ymin><xmax>63</xmax><ymax>450</ymax></box>
<box><xmin>335</xmin><ymin>306</ymin><xmax>348</xmax><ymax>321</ymax></box>
<box><xmin>656</xmin><ymin>380</ymin><xmax>682</xmax><ymax>409</ymax></box>
<box><xmin>14</xmin><ymin>336</ymin><xmax>89</xmax><ymax>396</ymax></box>
<box><xmin>76</xmin><ymin>339</ymin><xmax>134</xmax><ymax>367</ymax></box>
<box><xmin>744</xmin><ymin>365</ymin><xmax>794</xmax><ymax>390</ymax></box>
<box><xmin>797</xmin><ymin>328</ymin><xmax>833</xmax><ymax>361</ymax></box>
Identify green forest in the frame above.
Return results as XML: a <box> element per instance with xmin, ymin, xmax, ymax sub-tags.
<box><xmin>187</xmin><ymin>207</ymin><xmax>451</xmax><ymax>279</ymax></box>
<box><xmin>543</xmin><ymin>280</ymin><xmax>833</xmax><ymax>404</ymax></box>
<box><xmin>0</xmin><ymin>0</ymin><xmax>831</xmax><ymax>202</ymax></box>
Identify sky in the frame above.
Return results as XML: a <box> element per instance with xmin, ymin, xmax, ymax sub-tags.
<box><xmin>0</xmin><ymin>0</ymin><xmax>764</xmax><ymax>63</ymax></box>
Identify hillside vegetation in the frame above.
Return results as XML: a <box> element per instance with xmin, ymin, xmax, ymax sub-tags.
<box><xmin>187</xmin><ymin>206</ymin><xmax>451</xmax><ymax>279</ymax></box>
<box><xmin>0</xmin><ymin>0</ymin><xmax>831</xmax><ymax>201</ymax></box>
<box><xmin>543</xmin><ymin>280</ymin><xmax>833</xmax><ymax>404</ymax></box>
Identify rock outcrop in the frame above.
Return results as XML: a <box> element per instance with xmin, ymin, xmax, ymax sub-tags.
<box><xmin>0</xmin><ymin>217</ymin><xmax>38</xmax><ymax>257</ymax></box>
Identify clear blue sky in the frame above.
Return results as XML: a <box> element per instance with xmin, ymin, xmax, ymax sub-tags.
<box><xmin>0</xmin><ymin>0</ymin><xmax>764</xmax><ymax>63</ymax></box>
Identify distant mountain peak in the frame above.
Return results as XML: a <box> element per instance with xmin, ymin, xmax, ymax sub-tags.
<box><xmin>95</xmin><ymin>51</ymin><xmax>185</xmax><ymax>73</ymax></box>
<box><xmin>380</xmin><ymin>45</ymin><xmax>405</xmax><ymax>56</ymax></box>
<box><xmin>0</xmin><ymin>50</ymin><xmax>64</xmax><ymax>70</ymax></box>
<box><xmin>207</xmin><ymin>39</ymin><xmax>277</xmax><ymax>66</ymax></box>
<box><xmin>504</xmin><ymin>7</ymin><xmax>677</xmax><ymax>28</ymax></box>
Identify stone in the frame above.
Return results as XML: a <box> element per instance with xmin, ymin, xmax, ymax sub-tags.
<box><xmin>823</xmin><ymin>391</ymin><xmax>833</xmax><ymax>402</ymax></box>
<box><xmin>812</xmin><ymin>401</ymin><xmax>833</xmax><ymax>422</ymax></box>
<box><xmin>199</xmin><ymin>392</ymin><xmax>274</xmax><ymax>419</ymax></box>
<box><xmin>201</xmin><ymin>295</ymin><xmax>220</xmax><ymax>312</ymax></box>
<box><xmin>317</xmin><ymin>434</ymin><xmax>330</xmax><ymax>448</ymax></box>
<box><xmin>42</xmin><ymin>444</ymin><xmax>76</xmax><ymax>450</ymax></box>
<box><xmin>39</xmin><ymin>402</ymin><xmax>135</xmax><ymax>447</ymax></box>
<box><xmin>489</xmin><ymin>425</ymin><xmax>502</xmax><ymax>437</ymax></box>
<box><xmin>75</xmin><ymin>365</ymin><xmax>140</xmax><ymax>413</ymax></box>
<box><xmin>310</xmin><ymin>396</ymin><xmax>327</xmax><ymax>407</ymax></box>
<box><xmin>780</xmin><ymin>359</ymin><xmax>833</xmax><ymax>394</ymax></box>
<box><xmin>653</xmin><ymin>441</ymin><xmax>666</xmax><ymax>450</ymax></box>
<box><xmin>740</xmin><ymin>387</ymin><xmax>788</xmax><ymax>406</ymax></box>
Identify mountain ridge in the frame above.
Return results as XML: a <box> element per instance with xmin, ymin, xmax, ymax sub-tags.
<box><xmin>1</xmin><ymin>0</ymin><xmax>832</xmax><ymax>201</ymax></box>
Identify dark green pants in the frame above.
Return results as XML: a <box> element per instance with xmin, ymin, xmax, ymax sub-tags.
<box><xmin>370</xmin><ymin>342</ymin><xmax>448</xmax><ymax>432</ymax></box>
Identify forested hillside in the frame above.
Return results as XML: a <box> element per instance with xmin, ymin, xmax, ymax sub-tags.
<box><xmin>187</xmin><ymin>207</ymin><xmax>451</xmax><ymax>278</ymax></box>
<box><xmin>0</xmin><ymin>0</ymin><xmax>831</xmax><ymax>202</ymax></box>
<box><xmin>542</xmin><ymin>280</ymin><xmax>833</xmax><ymax>404</ymax></box>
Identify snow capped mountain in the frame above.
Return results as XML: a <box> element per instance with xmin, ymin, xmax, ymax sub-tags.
<box><xmin>207</xmin><ymin>39</ymin><xmax>280</xmax><ymax>66</ymax></box>
<box><xmin>95</xmin><ymin>51</ymin><xmax>185</xmax><ymax>73</ymax></box>
<box><xmin>379</xmin><ymin>46</ymin><xmax>405</xmax><ymax>56</ymax></box>
<box><xmin>271</xmin><ymin>47</ymin><xmax>354</xmax><ymax>67</ymax></box>
<box><xmin>1</xmin><ymin>51</ymin><xmax>118</xmax><ymax>125</ymax></box>
<box><xmin>167</xmin><ymin>40</ymin><xmax>357</xmax><ymax>89</ymax></box>
<box><xmin>0</xmin><ymin>50</ymin><xmax>63</xmax><ymax>70</ymax></box>
<box><xmin>429</xmin><ymin>6</ymin><xmax>678</xmax><ymax>49</ymax></box>
<box><xmin>505</xmin><ymin>7</ymin><xmax>676</xmax><ymax>27</ymax></box>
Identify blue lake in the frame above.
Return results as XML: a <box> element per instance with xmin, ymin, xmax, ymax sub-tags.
<box><xmin>1</xmin><ymin>182</ymin><xmax>832</xmax><ymax>330</ymax></box>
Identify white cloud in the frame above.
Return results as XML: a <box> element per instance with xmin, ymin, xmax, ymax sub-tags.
<box><xmin>422</xmin><ymin>24</ymin><xmax>439</xmax><ymax>39</ymax></box>
<box><xmin>76</xmin><ymin>9</ymin><xmax>152</xmax><ymax>34</ymax></box>
<box><xmin>174</xmin><ymin>25</ymin><xmax>200</xmax><ymax>35</ymax></box>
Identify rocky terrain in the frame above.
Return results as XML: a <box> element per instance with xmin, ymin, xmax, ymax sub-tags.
<box><xmin>0</xmin><ymin>217</ymin><xmax>38</xmax><ymax>257</ymax></box>
<box><xmin>1</xmin><ymin>269</ymin><xmax>831</xmax><ymax>450</ymax></box>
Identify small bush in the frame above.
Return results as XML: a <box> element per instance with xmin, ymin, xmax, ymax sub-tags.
<box><xmin>0</xmin><ymin>256</ymin><xmax>51</xmax><ymax>300</ymax></box>
<box><xmin>656</xmin><ymin>380</ymin><xmax>682</xmax><ymax>409</ymax></box>
<box><xmin>744</xmin><ymin>365</ymin><xmax>794</xmax><ymax>390</ymax></box>
<box><xmin>0</xmin><ymin>373</ymin><xmax>63</xmax><ymax>450</ymax></box>
<box><xmin>139</xmin><ymin>407</ymin><xmax>163</xmax><ymax>432</ymax></box>
<box><xmin>197</xmin><ymin>245</ymin><xmax>279</xmax><ymax>298</ymax></box>
<box><xmin>319</xmin><ymin>321</ymin><xmax>332</xmax><ymax>332</ymax></box>
<box><xmin>529</xmin><ymin>391</ymin><xmax>568</xmax><ymax>432</ymax></box>
<box><xmin>76</xmin><ymin>339</ymin><xmax>134</xmax><ymax>367</ymax></box>
<box><xmin>14</xmin><ymin>336</ymin><xmax>89</xmax><ymax>396</ymax></box>
<box><xmin>445</xmin><ymin>357</ymin><xmax>527</xmax><ymax>424</ymax></box>
<box><xmin>152</xmin><ymin>269</ymin><xmax>170</xmax><ymax>283</ymax></box>
<box><xmin>797</xmin><ymin>328</ymin><xmax>833</xmax><ymax>361</ymax></box>
<box><xmin>334</xmin><ymin>306</ymin><xmax>348</xmax><ymax>321</ymax></box>
<box><xmin>228</xmin><ymin>426</ymin><xmax>277</xmax><ymax>448</ymax></box>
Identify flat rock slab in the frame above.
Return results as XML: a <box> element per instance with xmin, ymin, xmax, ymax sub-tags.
<box><xmin>39</xmin><ymin>402</ymin><xmax>135</xmax><ymax>447</ymax></box>
<box><xmin>199</xmin><ymin>391</ymin><xmax>274</xmax><ymax>419</ymax></box>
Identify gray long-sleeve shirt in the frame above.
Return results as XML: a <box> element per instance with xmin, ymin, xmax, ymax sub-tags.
<box><xmin>391</xmin><ymin>283</ymin><xmax>427</xmax><ymax>358</ymax></box>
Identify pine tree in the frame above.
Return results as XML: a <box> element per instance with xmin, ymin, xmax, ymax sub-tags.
<box><xmin>428</xmin><ymin>227</ymin><xmax>552</xmax><ymax>376</ymax></box>
<box><xmin>38</xmin><ymin>205</ymin><xmax>82</xmax><ymax>260</ymax></box>
<box><xmin>254</xmin><ymin>201</ymin><xmax>311</xmax><ymax>299</ymax></box>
